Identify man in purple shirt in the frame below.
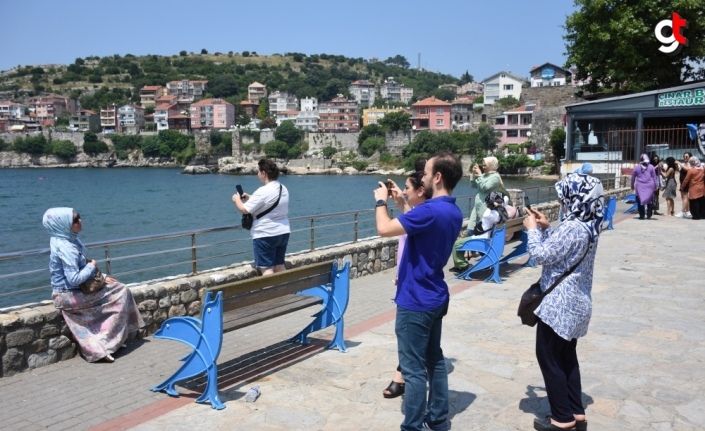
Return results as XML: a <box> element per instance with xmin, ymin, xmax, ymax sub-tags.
<box><xmin>374</xmin><ymin>151</ymin><xmax>463</xmax><ymax>431</ymax></box>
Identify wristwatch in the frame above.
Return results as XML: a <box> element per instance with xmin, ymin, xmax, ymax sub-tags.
<box><xmin>375</xmin><ymin>199</ymin><xmax>387</xmax><ymax>207</ymax></box>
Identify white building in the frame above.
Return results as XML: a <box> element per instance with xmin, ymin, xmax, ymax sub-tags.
<box><xmin>481</xmin><ymin>71</ymin><xmax>529</xmax><ymax>105</ymax></box>
<box><xmin>348</xmin><ymin>80</ymin><xmax>377</xmax><ymax>108</ymax></box>
<box><xmin>529</xmin><ymin>63</ymin><xmax>569</xmax><ymax>87</ymax></box>
<box><xmin>118</xmin><ymin>104</ymin><xmax>145</xmax><ymax>134</ymax></box>
<box><xmin>296</xmin><ymin>97</ymin><xmax>319</xmax><ymax>131</ymax></box>
<box><xmin>0</xmin><ymin>101</ymin><xmax>26</xmax><ymax>119</ymax></box>
<box><xmin>380</xmin><ymin>77</ymin><xmax>413</xmax><ymax>104</ymax></box>
<box><xmin>268</xmin><ymin>91</ymin><xmax>299</xmax><ymax>116</ymax></box>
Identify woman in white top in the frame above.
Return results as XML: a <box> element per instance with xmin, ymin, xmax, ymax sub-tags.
<box><xmin>232</xmin><ymin>158</ymin><xmax>290</xmax><ymax>275</ymax></box>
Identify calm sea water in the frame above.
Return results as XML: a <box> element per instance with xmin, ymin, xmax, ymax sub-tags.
<box><xmin>0</xmin><ymin>168</ymin><xmax>555</xmax><ymax>308</ymax></box>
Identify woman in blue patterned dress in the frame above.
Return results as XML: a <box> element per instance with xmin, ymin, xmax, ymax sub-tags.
<box><xmin>523</xmin><ymin>173</ymin><xmax>604</xmax><ymax>431</ymax></box>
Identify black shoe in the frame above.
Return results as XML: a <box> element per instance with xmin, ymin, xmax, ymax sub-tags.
<box><xmin>449</xmin><ymin>266</ymin><xmax>468</xmax><ymax>274</ymax></box>
<box><xmin>576</xmin><ymin>420</ymin><xmax>587</xmax><ymax>431</ymax></box>
<box><xmin>382</xmin><ymin>380</ymin><xmax>405</xmax><ymax>399</ymax></box>
<box><xmin>533</xmin><ymin>417</ymin><xmax>576</xmax><ymax>431</ymax></box>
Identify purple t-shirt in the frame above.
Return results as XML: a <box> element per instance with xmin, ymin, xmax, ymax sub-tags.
<box><xmin>396</xmin><ymin>196</ymin><xmax>462</xmax><ymax>311</ymax></box>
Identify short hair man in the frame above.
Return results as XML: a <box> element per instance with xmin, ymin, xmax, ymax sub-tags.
<box><xmin>373</xmin><ymin>151</ymin><xmax>463</xmax><ymax>431</ymax></box>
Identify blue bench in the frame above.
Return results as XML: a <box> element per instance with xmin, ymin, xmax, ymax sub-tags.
<box><xmin>151</xmin><ymin>260</ymin><xmax>350</xmax><ymax>410</ymax></box>
<box><xmin>456</xmin><ymin>217</ymin><xmax>535</xmax><ymax>284</ymax></box>
<box><xmin>623</xmin><ymin>193</ymin><xmax>638</xmax><ymax>214</ymax></box>
<box><xmin>602</xmin><ymin>196</ymin><xmax>618</xmax><ymax>230</ymax></box>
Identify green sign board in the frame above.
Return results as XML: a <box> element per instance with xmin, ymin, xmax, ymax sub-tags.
<box><xmin>657</xmin><ymin>88</ymin><xmax>705</xmax><ymax>107</ymax></box>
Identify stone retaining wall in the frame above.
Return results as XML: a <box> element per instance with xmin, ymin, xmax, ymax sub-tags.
<box><xmin>0</xmin><ymin>187</ymin><xmax>630</xmax><ymax>377</ymax></box>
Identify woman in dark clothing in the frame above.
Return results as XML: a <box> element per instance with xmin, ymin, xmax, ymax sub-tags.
<box><xmin>650</xmin><ymin>154</ymin><xmax>663</xmax><ymax>215</ymax></box>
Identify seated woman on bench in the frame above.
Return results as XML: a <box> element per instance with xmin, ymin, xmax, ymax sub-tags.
<box><xmin>451</xmin><ymin>192</ymin><xmax>517</xmax><ymax>272</ymax></box>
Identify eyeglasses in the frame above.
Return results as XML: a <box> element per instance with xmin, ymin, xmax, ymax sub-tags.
<box><xmin>73</xmin><ymin>213</ymin><xmax>81</xmax><ymax>224</ymax></box>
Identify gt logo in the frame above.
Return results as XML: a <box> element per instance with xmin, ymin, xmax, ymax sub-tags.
<box><xmin>655</xmin><ymin>12</ymin><xmax>688</xmax><ymax>55</ymax></box>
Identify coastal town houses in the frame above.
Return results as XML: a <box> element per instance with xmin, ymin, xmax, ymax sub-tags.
<box><xmin>248</xmin><ymin>82</ymin><xmax>267</xmax><ymax>104</ymax></box>
<box><xmin>189</xmin><ymin>98</ymin><xmax>235</xmax><ymax>130</ymax></box>
<box><xmin>28</xmin><ymin>95</ymin><xmax>76</xmax><ymax>126</ymax></box>
<box><xmin>530</xmin><ymin>63</ymin><xmax>570</xmax><ymax>87</ymax></box>
<box><xmin>380</xmin><ymin>77</ymin><xmax>413</xmax><ymax>104</ymax></box>
<box><xmin>239</xmin><ymin>100</ymin><xmax>259</xmax><ymax>118</ymax></box>
<box><xmin>318</xmin><ymin>95</ymin><xmax>359</xmax><ymax>132</ymax></box>
<box><xmin>410</xmin><ymin>96</ymin><xmax>451</xmax><ymax>131</ymax></box>
<box><xmin>118</xmin><ymin>104</ymin><xmax>145</xmax><ymax>134</ymax></box>
<box><xmin>450</xmin><ymin>96</ymin><xmax>475</xmax><ymax>129</ymax></box>
<box><xmin>268</xmin><ymin>91</ymin><xmax>298</xmax><ymax>116</ymax></box>
<box><xmin>295</xmin><ymin>97</ymin><xmax>318</xmax><ymax>131</ymax></box>
<box><xmin>100</xmin><ymin>104</ymin><xmax>119</xmax><ymax>133</ymax></box>
<box><xmin>69</xmin><ymin>109</ymin><xmax>100</xmax><ymax>132</ymax></box>
<box><xmin>166</xmin><ymin>79</ymin><xmax>208</xmax><ymax>104</ymax></box>
<box><xmin>154</xmin><ymin>103</ymin><xmax>190</xmax><ymax>132</ymax></box>
<box><xmin>139</xmin><ymin>85</ymin><xmax>165</xmax><ymax>108</ymax></box>
<box><xmin>275</xmin><ymin>110</ymin><xmax>299</xmax><ymax>126</ymax></box>
<box><xmin>481</xmin><ymin>71</ymin><xmax>529</xmax><ymax>105</ymax></box>
<box><xmin>362</xmin><ymin>107</ymin><xmax>406</xmax><ymax>127</ymax></box>
<box><xmin>493</xmin><ymin>103</ymin><xmax>536</xmax><ymax>147</ymax></box>
<box><xmin>348</xmin><ymin>80</ymin><xmax>377</xmax><ymax>108</ymax></box>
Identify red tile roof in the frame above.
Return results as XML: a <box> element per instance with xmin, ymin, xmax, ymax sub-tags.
<box><xmin>192</xmin><ymin>98</ymin><xmax>233</xmax><ymax>106</ymax></box>
<box><xmin>412</xmin><ymin>96</ymin><xmax>451</xmax><ymax>107</ymax></box>
<box><xmin>141</xmin><ymin>85</ymin><xmax>162</xmax><ymax>91</ymax></box>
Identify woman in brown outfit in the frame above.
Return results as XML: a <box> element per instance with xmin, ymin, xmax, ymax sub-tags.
<box><xmin>680</xmin><ymin>156</ymin><xmax>705</xmax><ymax>220</ymax></box>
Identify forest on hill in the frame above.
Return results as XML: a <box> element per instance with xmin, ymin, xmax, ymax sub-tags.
<box><xmin>0</xmin><ymin>51</ymin><xmax>471</xmax><ymax>113</ymax></box>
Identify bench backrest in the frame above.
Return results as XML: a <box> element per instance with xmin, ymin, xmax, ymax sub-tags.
<box><xmin>202</xmin><ymin>261</ymin><xmax>334</xmax><ymax>313</ymax></box>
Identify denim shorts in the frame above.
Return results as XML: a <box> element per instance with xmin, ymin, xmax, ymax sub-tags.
<box><xmin>253</xmin><ymin>233</ymin><xmax>289</xmax><ymax>268</ymax></box>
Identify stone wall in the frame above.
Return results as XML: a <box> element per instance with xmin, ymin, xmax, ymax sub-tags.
<box><xmin>0</xmin><ymin>187</ymin><xmax>631</xmax><ymax>377</ymax></box>
<box><xmin>384</xmin><ymin>130</ymin><xmax>413</xmax><ymax>156</ymax></box>
<box><xmin>531</xmin><ymin>106</ymin><xmax>566</xmax><ymax>162</ymax></box>
<box><xmin>306</xmin><ymin>132</ymin><xmax>359</xmax><ymax>155</ymax></box>
<box><xmin>521</xmin><ymin>86</ymin><xmax>586</xmax><ymax>108</ymax></box>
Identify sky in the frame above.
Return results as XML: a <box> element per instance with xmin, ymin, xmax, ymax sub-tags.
<box><xmin>2</xmin><ymin>0</ymin><xmax>578</xmax><ymax>82</ymax></box>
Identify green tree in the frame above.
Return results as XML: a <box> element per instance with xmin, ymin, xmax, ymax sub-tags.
<box><xmin>477</xmin><ymin>123</ymin><xmax>500</xmax><ymax>152</ymax></box>
<box><xmin>55</xmin><ymin>114</ymin><xmax>70</xmax><ymax>127</ymax></box>
<box><xmin>322</xmin><ymin>146</ymin><xmax>337</xmax><ymax>158</ymax></box>
<box><xmin>358</xmin><ymin>124</ymin><xmax>384</xmax><ymax>145</ymax></box>
<box><xmin>496</xmin><ymin>96</ymin><xmax>521</xmax><ymax>109</ymax></box>
<box><xmin>260</xmin><ymin>117</ymin><xmax>277</xmax><ymax>129</ymax></box>
<box><xmin>378</xmin><ymin>111</ymin><xmax>411</xmax><ymax>132</ymax></box>
<box><xmin>264</xmin><ymin>140</ymin><xmax>289</xmax><ymax>158</ymax></box>
<box><xmin>200</xmin><ymin>48</ymin><xmax>208</xmax><ymax>55</ymax></box>
<box><xmin>360</xmin><ymin>137</ymin><xmax>385</xmax><ymax>156</ymax></box>
<box><xmin>564</xmin><ymin>0</ymin><xmax>705</xmax><ymax>93</ymax></box>
<box><xmin>141</xmin><ymin>135</ymin><xmax>162</xmax><ymax>157</ymax></box>
<box><xmin>179</xmin><ymin>50</ymin><xmax>187</xmax><ymax>56</ymax></box>
<box><xmin>51</xmin><ymin>140</ymin><xmax>78</xmax><ymax>159</ymax></box>
<box><xmin>433</xmin><ymin>88</ymin><xmax>456</xmax><ymax>102</ymax></box>
<box><xmin>14</xmin><ymin>134</ymin><xmax>48</xmax><ymax>155</ymax></box>
<box><xmin>384</xmin><ymin>55</ymin><xmax>410</xmax><ymax>68</ymax></box>
<box><xmin>274</xmin><ymin>120</ymin><xmax>301</xmax><ymax>146</ymax></box>
<box><xmin>549</xmin><ymin>127</ymin><xmax>567</xmax><ymax>169</ymax></box>
<box><xmin>257</xmin><ymin>100</ymin><xmax>268</xmax><ymax>120</ymax></box>
<box><xmin>459</xmin><ymin>71</ymin><xmax>473</xmax><ymax>85</ymax></box>
<box><xmin>83</xmin><ymin>139</ymin><xmax>109</xmax><ymax>155</ymax></box>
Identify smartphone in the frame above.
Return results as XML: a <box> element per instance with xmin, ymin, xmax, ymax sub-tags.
<box><xmin>524</xmin><ymin>196</ymin><xmax>531</xmax><ymax>210</ymax></box>
<box><xmin>236</xmin><ymin>185</ymin><xmax>244</xmax><ymax>197</ymax></box>
<box><xmin>386</xmin><ymin>180</ymin><xmax>393</xmax><ymax>196</ymax></box>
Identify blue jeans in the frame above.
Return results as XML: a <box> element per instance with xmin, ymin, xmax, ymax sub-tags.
<box><xmin>396</xmin><ymin>300</ymin><xmax>450</xmax><ymax>431</ymax></box>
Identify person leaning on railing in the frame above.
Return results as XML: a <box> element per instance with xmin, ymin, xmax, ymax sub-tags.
<box><xmin>42</xmin><ymin>207</ymin><xmax>144</xmax><ymax>363</ymax></box>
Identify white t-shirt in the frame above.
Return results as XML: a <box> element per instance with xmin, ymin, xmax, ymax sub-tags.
<box><xmin>471</xmin><ymin>209</ymin><xmax>501</xmax><ymax>240</ymax></box>
<box><xmin>243</xmin><ymin>181</ymin><xmax>290</xmax><ymax>239</ymax></box>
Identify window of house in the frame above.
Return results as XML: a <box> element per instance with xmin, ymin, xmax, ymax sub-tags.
<box><xmin>436</xmin><ymin>108</ymin><xmax>444</xmax><ymax>115</ymax></box>
<box><xmin>419</xmin><ymin>108</ymin><xmax>429</xmax><ymax>115</ymax></box>
<box><xmin>495</xmin><ymin>118</ymin><xmax>505</xmax><ymax>125</ymax></box>
<box><xmin>436</xmin><ymin>119</ymin><xmax>444</xmax><ymax>126</ymax></box>
<box><xmin>508</xmin><ymin>115</ymin><xmax>518</xmax><ymax>125</ymax></box>
<box><xmin>503</xmin><ymin>84</ymin><xmax>514</xmax><ymax>90</ymax></box>
<box><xmin>507</xmin><ymin>130</ymin><xmax>518</xmax><ymax>137</ymax></box>
<box><xmin>520</xmin><ymin>130</ymin><xmax>530</xmax><ymax>137</ymax></box>
<box><xmin>522</xmin><ymin>116</ymin><xmax>532</xmax><ymax>125</ymax></box>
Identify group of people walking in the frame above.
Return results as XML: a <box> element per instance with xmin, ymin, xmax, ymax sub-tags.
<box><xmin>631</xmin><ymin>152</ymin><xmax>704</xmax><ymax>220</ymax></box>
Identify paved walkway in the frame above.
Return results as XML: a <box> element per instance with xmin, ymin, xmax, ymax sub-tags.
<box><xmin>1</xmin><ymin>198</ymin><xmax>704</xmax><ymax>431</ymax></box>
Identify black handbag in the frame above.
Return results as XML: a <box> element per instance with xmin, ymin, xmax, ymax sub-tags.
<box><xmin>518</xmin><ymin>246</ymin><xmax>589</xmax><ymax>327</ymax></box>
<box><xmin>241</xmin><ymin>185</ymin><xmax>282</xmax><ymax>230</ymax></box>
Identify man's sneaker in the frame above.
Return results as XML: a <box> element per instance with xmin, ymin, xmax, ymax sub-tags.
<box><xmin>675</xmin><ymin>212</ymin><xmax>685</xmax><ymax>218</ymax></box>
<box><xmin>422</xmin><ymin>420</ymin><xmax>450</xmax><ymax>431</ymax></box>
<box><xmin>686</xmin><ymin>211</ymin><xmax>692</xmax><ymax>218</ymax></box>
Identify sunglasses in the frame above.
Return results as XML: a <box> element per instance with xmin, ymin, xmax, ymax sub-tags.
<box><xmin>73</xmin><ymin>213</ymin><xmax>81</xmax><ymax>224</ymax></box>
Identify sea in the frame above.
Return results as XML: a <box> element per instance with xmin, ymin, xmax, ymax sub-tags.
<box><xmin>0</xmin><ymin>168</ymin><xmax>556</xmax><ymax>308</ymax></box>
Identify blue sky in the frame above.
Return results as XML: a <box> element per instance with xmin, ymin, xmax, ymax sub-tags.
<box><xmin>2</xmin><ymin>0</ymin><xmax>578</xmax><ymax>81</ymax></box>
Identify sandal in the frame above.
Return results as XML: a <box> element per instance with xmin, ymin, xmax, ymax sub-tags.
<box><xmin>383</xmin><ymin>380</ymin><xmax>405</xmax><ymax>398</ymax></box>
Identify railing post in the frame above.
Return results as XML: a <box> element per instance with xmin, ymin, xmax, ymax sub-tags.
<box><xmin>310</xmin><ymin>218</ymin><xmax>315</xmax><ymax>251</ymax></box>
<box><xmin>191</xmin><ymin>234</ymin><xmax>198</xmax><ymax>274</ymax></box>
<box><xmin>104</xmin><ymin>245</ymin><xmax>111</xmax><ymax>275</ymax></box>
<box><xmin>354</xmin><ymin>213</ymin><xmax>359</xmax><ymax>242</ymax></box>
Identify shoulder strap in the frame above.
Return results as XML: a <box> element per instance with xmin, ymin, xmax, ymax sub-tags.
<box><xmin>255</xmin><ymin>185</ymin><xmax>283</xmax><ymax>220</ymax></box>
<box><xmin>539</xmin><ymin>244</ymin><xmax>590</xmax><ymax>297</ymax></box>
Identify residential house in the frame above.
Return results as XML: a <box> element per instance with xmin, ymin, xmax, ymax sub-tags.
<box><xmin>0</xmin><ymin>101</ymin><xmax>26</xmax><ymax>118</ymax></box>
<box><xmin>275</xmin><ymin>110</ymin><xmax>299</xmax><ymax>126</ymax></box>
<box><xmin>318</xmin><ymin>96</ymin><xmax>359</xmax><ymax>132</ymax></box>
<box><xmin>239</xmin><ymin>100</ymin><xmax>259</xmax><ymax>118</ymax></box>
<box><xmin>410</xmin><ymin>96</ymin><xmax>451</xmax><ymax>131</ymax></box>
<box><xmin>348</xmin><ymin>80</ymin><xmax>377</xmax><ymax>108</ymax></box>
<box><xmin>268</xmin><ymin>91</ymin><xmax>298</xmax><ymax>116</ymax></box>
<box><xmin>189</xmin><ymin>98</ymin><xmax>235</xmax><ymax>130</ymax></box>
<box><xmin>295</xmin><ymin>97</ymin><xmax>318</xmax><ymax>131</ymax></box>
<box><xmin>118</xmin><ymin>104</ymin><xmax>145</xmax><ymax>134</ymax></box>
<box><xmin>493</xmin><ymin>103</ymin><xmax>536</xmax><ymax>147</ymax></box>
<box><xmin>154</xmin><ymin>103</ymin><xmax>190</xmax><ymax>132</ymax></box>
<box><xmin>166</xmin><ymin>79</ymin><xmax>208</xmax><ymax>103</ymax></box>
<box><xmin>380</xmin><ymin>77</ymin><xmax>413</xmax><ymax>104</ymax></box>
<box><xmin>69</xmin><ymin>109</ymin><xmax>100</xmax><ymax>132</ymax></box>
<box><xmin>155</xmin><ymin>94</ymin><xmax>178</xmax><ymax>106</ymax></box>
<box><xmin>439</xmin><ymin>83</ymin><xmax>460</xmax><ymax>95</ymax></box>
<box><xmin>139</xmin><ymin>85</ymin><xmax>164</xmax><ymax>107</ymax></box>
<box><xmin>459</xmin><ymin>82</ymin><xmax>483</xmax><ymax>96</ymax></box>
<box><xmin>481</xmin><ymin>71</ymin><xmax>529</xmax><ymax>105</ymax></box>
<box><xmin>248</xmin><ymin>82</ymin><xmax>267</xmax><ymax>104</ymax></box>
<box><xmin>362</xmin><ymin>107</ymin><xmax>406</xmax><ymax>127</ymax></box>
<box><xmin>100</xmin><ymin>104</ymin><xmax>119</xmax><ymax>133</ymax></box>
<box><xmin>28</xmin><ymin>95</ymin><xmax>76</xmax><ymax>126</ymax></box>
<box><xmin>530</xmin><ymin>63</ymin><xmax>570</xmax><ymax>87</ymax></box>
<box><xmin>450</xmin><ymin>96</ymin><xmax>475</xmax><ymax>129</ymax></box>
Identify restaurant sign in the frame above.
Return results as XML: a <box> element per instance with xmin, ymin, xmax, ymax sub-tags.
<box><xmin>658</xmin><ymin>87</ymin><xmax>705</xmax><ymax>107</ymax></box>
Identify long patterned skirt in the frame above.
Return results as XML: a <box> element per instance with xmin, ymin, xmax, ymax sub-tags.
<box><xmin>52</xmin><ymin>282</ymin><xmax>144</xmax><ymax>362</ymax></box>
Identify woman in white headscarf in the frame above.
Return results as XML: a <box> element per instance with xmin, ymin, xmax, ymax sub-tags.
<box><xmin>523</xmin><ymin>173</ymin><xmax>604</xmax><ymax>431</ymax></box>
<box><xmin>43</xmin><ymin>207</ymin><xmax>144</xmax><ymax>363</ymax></box>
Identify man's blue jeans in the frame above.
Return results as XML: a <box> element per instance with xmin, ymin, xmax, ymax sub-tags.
<box><xmin>396</xmin><ymin>300</ymin><xmax>450</xmax><ymax>431</ymax></box>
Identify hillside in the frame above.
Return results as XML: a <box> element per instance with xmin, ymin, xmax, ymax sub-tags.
<box><xmin>0</xmin><ymin>51</ymin><xmax>463</xmax><ymax>111</ymax></box>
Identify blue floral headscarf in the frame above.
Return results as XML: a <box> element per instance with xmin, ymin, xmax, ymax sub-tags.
<box><xmin>555</xmin><ymin>173</ymin><xmax>604</xmax><ymax>242</ymax></box>
<box><xmin>42</xmin><ymin>207</ymin><xmax>76</xmax><ymax>240</ymax></box>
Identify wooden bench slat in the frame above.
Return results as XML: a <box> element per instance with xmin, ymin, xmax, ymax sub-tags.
<box><xmin>221</xmin><ymin>272</ymin><xmax>331</xmax><ymax>312</ymax></box>
<box><xmin>222</xmin><ymin>295</ymin><xmax>323</xmax><ymax>332</ymax></box>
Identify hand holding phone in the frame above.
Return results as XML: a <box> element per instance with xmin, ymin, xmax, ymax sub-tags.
<box><xmin>386</xmin><ymin>180</ymin><xmax>394</xmax><ymax>196</ymax></box>
<box><xmin>236</xmin><ymin>185</ymin><xmax>244</xmax><ymax>198</ymax></box>
<box><xmin>524</xmin><ymin>196</ymin><xmax>531</xmax><ymax>210</ymax></box>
